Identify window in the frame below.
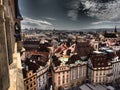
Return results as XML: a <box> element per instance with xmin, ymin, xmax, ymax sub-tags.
<box><xmin>67</xmin><ymin>75</ymin><xmax>69</xmax><ymax>83</ymax></box>
<box><xmin>58</xmin><ymin>76</ymin><xmax>60</xmax><ymax>85</ymax></box>
<box><xmin>103</xmin><ymin>72</ymin><xmax>105</xmax><ymax>75</ymax></box>
<box><xmin>96</xmin><ymin>72</ymin><xmax>98</xmax><ymax>76</ymax></box>
<box><xmin>29</xmin><ymin>73</ymin><xmax>31</xmax><ymax>76</ymax></box>
<box><xmin>14</xmin><ymin>23</ymin><xmax>21</xmax><ymax>41</ymax></box>
<box><xmin>67</xmin><ymin>71</ymin><xmax>69</xmax><ymax>73</ymax></box>
<box><xmin>96</xmin><ymin>79</ymin><xmax>97</xmax><ymax>83</ymax></box>
<box><xmin>63</xmin><ymin>76</ymin><xmax>65</xmax><ymax>84</ymax></box>
<box><xmin>39</xmin><ymin>84</ymin><xmax>41</xmax><ymax>87</ymax></box>
<box><xmin>34</xmin><ymin>77</ymin><xmax>36</xmax><ymax>79</ymax></box>
<box><xmin>58</xmin><ymin>72</ymin><xmax>60</xmax><ymax>75</ymax></box>
<box><xmin>30</xmin><ymin>84</ymin><xmax>32</xmax><ymax>87</ymax></box>
<box><xmin>99</xmin><ymin>78</ymin><xmax>101</xmax><ymax>82</ymax></box>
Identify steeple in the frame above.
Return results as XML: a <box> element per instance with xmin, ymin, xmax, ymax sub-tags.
<box><xmin>114</xmin><ymin>26</ymin><xmax>117</xmax><ymax>33</ymax></box>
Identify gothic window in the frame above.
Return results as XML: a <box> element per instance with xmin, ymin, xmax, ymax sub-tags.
<box><xmin>15</xmin><ymin>23</ymin><xmax>20</xmax><ymax>33</ymax></box>
<box><xmin>14</xmin><ymin>23</ymin><xmax>21</xmax><ymax>41</ymax></box>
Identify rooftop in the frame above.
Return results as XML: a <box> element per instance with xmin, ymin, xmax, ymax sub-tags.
<box><xmin>93</xmin><ymin>51</ymin><xmax>104</xmax><ymax>54</ymax></box>
<box><xmin>104</xmin><ymin>33</ymin><xmax>117</xmax><ymax>38</ymax></box>
<box><xmin>80</xmin><ymin>84</ymin><xmax>114</xmax><ymax>90</ymax></box>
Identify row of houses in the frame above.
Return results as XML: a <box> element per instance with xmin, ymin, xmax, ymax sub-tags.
<box><xmin>51</xmin><ymin>41</ymin><xmax>120</xmax><ymax>90</ymax></box>
<box><xmin>21</xmin><ymin>41</ymin><xmax>50</xmax><ymax>90</ymax></box>
<box><xmin>22</xmin><ymin>42</ymin><xmax>120</xmax><ymax>90</ymax></box>
<box><xmin>23</xmin><ymin>65</ymin><xmax>49</xmax><ymax>90</ymax></box>
<box><xmin>21</xmin><ymin>29</ymin><xmax>120</xmax><ymax>90</ymax></box>
<box><xmin>52</xmin><ymin>60</ymin><xmax>87</xmax><ymax>90</ymax></box>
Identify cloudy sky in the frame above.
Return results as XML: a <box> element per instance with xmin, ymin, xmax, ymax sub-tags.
<box><xmin>19</xmin><ymin>0</ymin><xmax>120</xmax><ymax>30</ymax></box>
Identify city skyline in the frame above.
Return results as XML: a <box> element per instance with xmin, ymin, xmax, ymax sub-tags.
<box><xmin>19</xmin><ymin>0</ymin><xmax>120</xmax><ymax>30</ymax></box>
<box><xmin>1</xmin><ymin>0</ymin><xmax>120</xmax><ymax>90</ymax></box>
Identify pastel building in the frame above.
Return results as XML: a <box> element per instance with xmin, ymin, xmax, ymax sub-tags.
<box><xmin>88</xmin><ymin>51</ymin><xmax>113</xmax><ymax>84</ymax></box>
<box><xmin>52</xmin><ymin>54</ymin><xmax>87</xmax><ymax>90</ymax></box>
<box><xmin>52</xmin><ymin>64</ymin><xmax>70</xmax><ymax>90</ymax></box>
<box><xmin>24</xmin><ymin>70</ymin><xmax>38</xmax><ymax>90</ymax></box>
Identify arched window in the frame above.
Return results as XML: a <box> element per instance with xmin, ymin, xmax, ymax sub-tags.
<box><xmin>15</xmin><ymin>23</ymin><xmax>21</xmax><ymax>33</ymax></box>
<box><xmin>14</xmin><ymin>23</ymin><xmax>21</xmax><ymax>41</ymax></box>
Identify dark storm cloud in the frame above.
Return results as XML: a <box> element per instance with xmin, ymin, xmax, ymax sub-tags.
<box><xmin>19</xmin><ymin>0</ymin><xmax>120</xmax><ymax>29</ymax></box>
<box><xmin>19</xmin><ymin>0</ymin><xmax>66</xmax><ymax>19</ymax></box>
<box><xmin>67</xmin><ymin>0</ymin><xmax>120</xmax><ymax>20</ymax></box>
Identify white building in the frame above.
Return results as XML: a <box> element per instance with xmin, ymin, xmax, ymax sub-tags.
<box><xmin>37</xmin><ymin>65</ymin><xmax>49</xmax><ymax>90</ymax></box>
<box><xmin>112</xmin><ymin>55</ymin><xmax>120</xmax><ymax>81</ymax></box>
<box><xmin>70</xmin><ymin>61</ymin><xmax>87</xmax><ymax>86</ymax></box>
<box><xmin>88</xmin><ymin>51</ymin><xmax>113</xmax><ymax>84</ymax></box>
<box><xmin>100</xmin><ymin>47</ymin><xmax>120</xmax><ymax>82</ymax></box>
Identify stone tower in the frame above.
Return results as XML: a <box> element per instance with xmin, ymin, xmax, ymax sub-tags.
<box><xmin>0</xmin><ymin>0</ymin><xmax>10</xmax><ymax>89</ymax></box>
<box><xmin>0</xmin><ymin>0</ymin><xmax>23</xmax><ymax>90</ymax></box>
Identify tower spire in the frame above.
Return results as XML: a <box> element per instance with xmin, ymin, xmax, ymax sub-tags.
<box><xmin>114</xmin><ymin>25</ymin><xmax>117</xmax><ymax>33</ymax></box>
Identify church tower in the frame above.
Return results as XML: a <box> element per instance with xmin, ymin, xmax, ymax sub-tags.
<box><xmin>0</xmin><ymin>0</ymin><xmax>23</xmax><ymax>90</ymax></box>
<box><xmin>114</xmin><ymin>26</ymin><xmax>117</xmax><ymax>33</ymax></box>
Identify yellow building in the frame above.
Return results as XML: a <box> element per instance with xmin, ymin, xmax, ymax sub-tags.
<box><xmin>52</xmin><ymin>64</ymin><xmax>71</xmax><ymax>90</ymax></box>
<box><xmin>52</xmin><ymin>55</ymin><xmax>87</xmax><ymax>90</ymax></box>
<box><xmin>24</xmin><ymin>71</ymin><xmax>38</xmax><ymax>90</ymax></box>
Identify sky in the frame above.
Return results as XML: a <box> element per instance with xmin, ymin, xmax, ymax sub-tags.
<box><xmin>19</xmin><ymin>0</ymin><xmax>120</xmax><ymax>30</ymax></box>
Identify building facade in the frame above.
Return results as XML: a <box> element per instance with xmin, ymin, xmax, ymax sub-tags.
<box><xmin>24</xmin><ymin>70</ymin><xmax>38</xmax><ymax>90</ymax></box>
<box><xmin>112</xmin><ymin>55</ymin><xmax>120</xmax><ymax>81</ymax></box>
<box><xmin>70</xmin><ymin>62</ymin><xmax>87</xmax><ymax>87</ymax></box>
<box><xmin>37</xmin><ymin>65</ymin><xmax>49</xmax><ymax>90</ymax></box>
<box><xmin>88</xmin><ymin>51</ymin><xmax>113</xmax><ymax>84</ymax></box>
<box><xmin>52</xmin><ymin>64</ymin><xmax>71</xmax><ymax>90</ymax></box>
<box><xmin>52</xmin><ymin>58</ymin><xmax>87</xmax><ymax>90</ymax></box>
